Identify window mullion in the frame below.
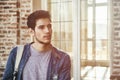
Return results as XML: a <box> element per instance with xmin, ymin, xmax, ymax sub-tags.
<box><xmin>92</xmin><ymin>0</ymin><xmax>96</xmax><ymax>61</ymax></box>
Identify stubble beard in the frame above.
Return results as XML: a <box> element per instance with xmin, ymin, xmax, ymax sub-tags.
<box><xmin>35</xmin><ymin>36</ymin><xmax>51</xmax><ymax>45</ymax></box>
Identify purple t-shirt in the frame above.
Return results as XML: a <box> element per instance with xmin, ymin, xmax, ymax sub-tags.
<box><xmin>23</xmin><ymin>46</ymin><xmax>51</xmax><ymax>80</ymax></box>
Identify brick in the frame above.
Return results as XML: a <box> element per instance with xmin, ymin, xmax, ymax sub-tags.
<box><xmin>0</xmin><ymin>35</ymin><xmax>5</xmax><ymax>38</ymax></box>
<box><xmin>0</xmin><ymin>43</ymin><xmax>4</xmax><ymax>45</ymax></box>
<box><xmin>1</xmin><ymin>54</ymin><xmax>8</xmax><ymax>57</ymax></box>
<box><xmin>0</xmin><ymin>51</ymin><xmax>5</xmax><ymax>53</ymax></box>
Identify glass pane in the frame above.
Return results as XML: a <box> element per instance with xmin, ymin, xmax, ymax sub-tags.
<box><xmin>81</xmin><ymin>21</ymin><xmax>87</xmax><ymax>40</ymax></box>
<box><xmin>61</xmin><ymin>41</ymin><xmax>72</xmax><ymax>53</ymax></box>
<box><xmin>96</xmin><ymin>6</ymin><xmax>107</xmax><ymax>24</ymax></box>
<box><xmin>60</xmin><ymin>2</ymin><xmax>72</xmax><ymax>21</ymax></box>
<box><xmin>51</xmin><ymin>3</ymin><xmax>61</xmax><ymax>21</ymax></box>
<box><xmin>96</xmin><ymin>0</ymin><xmax>107</xmax><ymax>3</ymax></box>
<box><xmin>65</xmin><ymin>41</ymin><xmax>72</xmax><ymax>52</ymax></box>
<box><xmin>51</xmin><ymin>40</ymin><xmax>61</xmax><ymax>49</ymax></box>
<box><xmin>81</xmin><ymin>41</ymin><xmax>87</xmax><ymax>60</ymax></box>
<box><xmin>96</xmin><ymin>6</ymin><xmax>107</xmax><ymax>39</ymax></box>
<box><xmin>50</xmin><ymin>0</ymin><xmax>72</xmax><ymax>2</ymax></box>
<box><xmin>50</xmin><ymin>2</ymin><xmax>72</xmax><ymax>22</ymax></box>
<box><xmin>88</xmin><ymin>0</ymin><xmax>93</xmax><ymax>4</ymax></box>
<box><xmin>87</xmin><ymin>41</ymin><xmax>93</xmax><ymax>60</ymax></box>
<box><xmin>88</xmin><ymin>7</ymin><xmax>93</xmax><ymax>38</ymax></box>
<box><xmin>52</xmin><ymin>23</ymin><xmax>61</xmax><ymax>41</ymax></box>
<box><xmin>96</xmin><ymin>40</ymin><xmax>108</xmax><ymax>60</ymax></box>
<box><xmin>96</xmin><ymin>24</ymin><xmax>107</xmax><ymax>39</ymax></box>
<box><xmin>61</xmin><ymin>22</ymin><xmax>72</xmax><ymax>41</ymax></box>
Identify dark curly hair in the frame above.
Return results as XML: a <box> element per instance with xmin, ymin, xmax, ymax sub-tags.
<box><xmin>27</xmin><ymin>10</ymin><xmax>51</xmax><ymax>30</ymax></box>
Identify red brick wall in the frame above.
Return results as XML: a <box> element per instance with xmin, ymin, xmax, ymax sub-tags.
<box><xmin>0</xmin><ymin>0</ymin><xmax>32</xmax><ymax>79</ymax></box>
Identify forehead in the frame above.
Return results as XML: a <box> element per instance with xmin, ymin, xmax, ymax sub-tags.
<box><xmin>36</xmin><ymin>18</ymin><xmax>51</xmax><ymax>25</ymax></box>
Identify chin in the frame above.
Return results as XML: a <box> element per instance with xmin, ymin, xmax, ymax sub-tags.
<box><xmin>35</xmin><ymin>37</ymin><xmax>51</xmax><ymax>44</ymax></box>
<box><xmin>45</xmin><ymin>41</ymin><xmax>51</xmax><ymax>44</ymax></box>
<box><xmin>43</xmin><ymin>40</ymin><xmax>51</xmax><ymax>44</ymax></box>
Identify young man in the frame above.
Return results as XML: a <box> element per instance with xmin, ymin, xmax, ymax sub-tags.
<box><xmin>2</xmin><ymin>10</ymin><xmax>71</xmax><ymax>80</ymax></box>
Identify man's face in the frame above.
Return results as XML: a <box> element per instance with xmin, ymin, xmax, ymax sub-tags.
<box><xmin>33</xmin><ymin>18</ymin><xmax>52</xmax><ymax>44</ymax></box>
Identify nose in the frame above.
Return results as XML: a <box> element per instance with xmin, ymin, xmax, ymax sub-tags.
<box><xmin>44</xmin><ymin>26</ymin><xmax>50</xmax><ymax>33</ymax></box>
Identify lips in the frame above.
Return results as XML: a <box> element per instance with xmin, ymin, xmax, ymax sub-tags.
<box><xmin>43</xmin><ymin>35</ymin><xmax>51</xmax><ymax>39</ymax></box>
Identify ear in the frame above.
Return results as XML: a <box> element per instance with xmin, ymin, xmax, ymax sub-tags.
<box><xmin>28</xmin><ymin>28</ymin><xmax>34</xmax><ymax>42</ymax></box>
<box><xmin>28</xmin><ymin>28</ymin><xmax>34</xmax><ymax>36</ymax></box>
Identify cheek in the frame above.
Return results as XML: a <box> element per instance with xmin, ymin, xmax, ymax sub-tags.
<box><xmin>34</xmin><ymin>29</ymin><xmax>41</xmax><ymax>37</ymax></box>
<box><xmin>35</xmin><ymin>31</ymin><xmax>41</xmax><ymax>36</ymax></box>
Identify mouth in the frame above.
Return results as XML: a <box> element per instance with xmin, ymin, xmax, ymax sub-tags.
<box><xmin>44</xmin><ymin>35</ymin><xmax>51</xmax><ymax>39</ymax></box>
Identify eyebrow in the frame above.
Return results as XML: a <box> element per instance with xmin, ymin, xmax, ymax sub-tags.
<box><xmin>38</xmin><ymin>23</ymin><xmax>51</xmax><ymax>26</ymax></box>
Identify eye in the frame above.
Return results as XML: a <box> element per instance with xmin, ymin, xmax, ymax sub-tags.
<box><xmin>38</xmin><ymin>25</ymin><xmax>45</xmax><ymax>29</ymax></box>
<box><xmin>47</xmin><ymin>24</ymin><xmax>52</xmax><ymax>29</ymax></box>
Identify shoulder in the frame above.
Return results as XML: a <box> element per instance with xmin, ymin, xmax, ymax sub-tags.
<box><xmin>52</xmin><ymin>47</ymin><xmax>71</xmax><ymax>60</ymax></box>
<box><xmin>9</xmin><ymin>46</ymin><xmax>17</xmax><ymax>56</ymax></box>
<box><xmin>52</xmin><ymin>47</ymin><xmax>71</xmax><ymax>68</ymax></box>
<box><xmin>9</xmin><ymin>43</ymin><xmax>28</xmax><ymax>55</ymax></box>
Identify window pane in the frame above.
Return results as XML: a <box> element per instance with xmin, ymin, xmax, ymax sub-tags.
<box><xmin>87</xmin><ymin>41</ymin><xmax>93</xmax><ymax>60</ymax></box>
<box><xmin>96</xmin><ymin>24</ymin><xmax>107</xmax><ymax>39</ymax></box>
<box><xmin>50</xmin><ymin>0</ymin><xmax>72</xmax><ymax>2</ymax></box>
<box><xmin>96</xmin><ymin>40</ymin><xmax>108</xmax><ymax>60</ymax></box>
<box><xmin>88</xmin><ymin>0</ymin><xmax>93</xmax><ymax>4</ymax></box>
<box><xmin>52</xmin><ymin>23</ymin><xmax>61</xmax><ymax>41</ymax></box>
<box><xmin>96</xmin><ymin>6</ymin><xmax>107</xmax><ymax>39</ymax></box>
<box><xmin>88</xmin><ymin>7</ymin><xmax>93</xmax><ymax>38</ymax></box>
<box><xmin>50</xmin><ymin>2</ymin><xmax>72</xmax><ymax>21</ymax></box>
<box><xmin>61</xmin><ymin>22</ymin><xmax>72</xmax><ymax>41</ymax></box>
<box><xmin>96</xmin><ymin>6</ymin><xmax>107</xmax><ymax>24</ymax></box>
<box><xmin>51</xmin><ymin>3</ymin><xmax>61</xmax><ymax>21</ymax></box>
<box><xmin>60</xmin><ymin>2</ymin><xmax>72</xmax><ymax>21</ymax></box>
<box><xmin>81</xmin><ymin>41</ymin><xmax>87</xmax><ymax>60</ymax></box>
<box><xmin>51</xmin><ymin>40</ymin><xmax>61</xmax><ymax>49</ymax></box>
<box><xmin>88</xmin><ymin>0</ymin><xmax>107</xmax><ymax>4</ymax></box>
<box><xmin>96</xmin><ymin>0</ymin><xmax>107</xmax><ymax>3</ymax></box>
<box><xmin>61</xmin><ymin>41</ymin><xmax>72</xmax><ymax>52</ymax></box>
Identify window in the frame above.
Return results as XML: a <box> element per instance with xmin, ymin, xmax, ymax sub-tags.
<box><xmin>81</xmin><ymin>0</ymin><xmax>110</xmax><ymax>80</ymax></box>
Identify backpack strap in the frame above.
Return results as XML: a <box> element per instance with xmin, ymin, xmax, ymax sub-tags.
<box><xmin>13</xmin><ymin>45</ymin><xmax>24</xmax><ymax>80</ymax></box>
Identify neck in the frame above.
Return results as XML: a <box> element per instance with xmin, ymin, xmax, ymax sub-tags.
<box><xmin>32</xmin><ymin>42</ymin><xmax>52</xmax><ymax>52</ymax></box>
